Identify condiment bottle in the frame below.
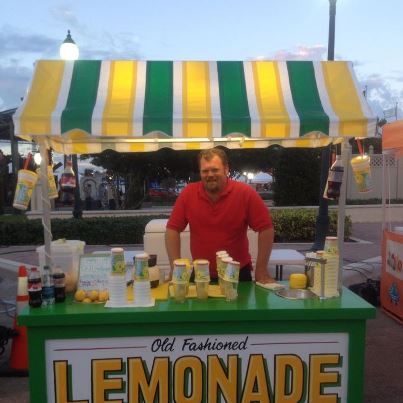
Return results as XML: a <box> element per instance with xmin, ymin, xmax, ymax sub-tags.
<box><xmin>324</xmin><ymin>155</ymin><xmax>344</xmax><ymax>200</ymax></box>
<box><xmin>28</xmin><ymin>267</ymin><xmax>42</xmax><ymax>308</ymax></box>
<box><xmin>53</xmin><ymin>267</ymin><xmax>66</xmax><ymax>303</ymax></box>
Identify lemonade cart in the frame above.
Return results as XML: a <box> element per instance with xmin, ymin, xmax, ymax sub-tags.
<box><xmin>15</xmin><ymin>59</ymin><xmax>376</xmax><ymax>402</ymax></box>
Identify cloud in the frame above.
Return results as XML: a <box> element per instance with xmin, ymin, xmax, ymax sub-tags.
<box><xmin>0</xmin><ymin>25</ymin><xmax>58</xmax><ymax>57</ymax></box>
<box><xmin>250</xmin><ymin>45</ymin><xmax>327</xmax><ymax>61</ymax></box>
<box><xmin>81</xmin><ymin>31</ymin><xmax>141</xmax><ymax>59</ymax></box>
<box><xmin>272</xmin><ymin>45</ymin><xmax>327</xmax><ymax>61</ymax></box>
<box><xmin>0</xmin><ymin>63</ymin><xmax>32</xmax><ymax>110</ymax></box>
<box><xmin>357</xmin><ymin>72</ymin><xmax>402</xmax><ymax>118</ymax></box>
<box><xmin>50</xmin><ymin>5</ymin><xmax>86</xmax><ymax>33</ymax></box>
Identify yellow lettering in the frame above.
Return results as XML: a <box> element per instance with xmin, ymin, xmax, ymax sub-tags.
<box><xmin>241</xmin><ymin>354</ymin><xmax>271</xmax><ymax>403</ymax></box>
<box><xmin>208</xmin><ymin>355</ymin><xmax>238</xmax><ymax>402</ymax></box>
<box><xmin>173</xmin><ymin>356</ymin><xmax>203</xmax><ymax>403</ymax></box>
<box><xmin>309</xmin><ymin>354</ymin><xmax>340</xmax><ymax>403</ymax></box>
<box><xmin>127</xmin><ymin>357</ymin><xmax>168</xmax><ymax>403</ymax></box>
<box><xmin>275</xmin><ymin>354</ymin><xmax>304</xmax><ymax>403</ymax></box>
<box><xmin>53</xmin><ymin>360</ymin><xmax>88</xmax><ymax>403</ymax></box>
<box><xmin>91</xmin><ymin>358</ymin><xmax>124</xmax><ymax>403</ymax></box>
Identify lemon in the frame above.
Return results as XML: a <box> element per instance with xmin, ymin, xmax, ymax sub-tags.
<box><xmin>98</xmin><ymin>290</ymin><xmax>109</xmax><ymax>302</ymax></box>
<box><xmin>74</xmin><ymin>289</ymin><xmax>86</xmax><ymax>302</ymax></box>
<box><xmin>88</xmin><ymin>290</ymin><xmax>99</xmax><ymax>302</ymax></box>
<box><xmin>82</xmin><ymin>297</ymin><xmax>92</xmax><ymax>304</ymax></box>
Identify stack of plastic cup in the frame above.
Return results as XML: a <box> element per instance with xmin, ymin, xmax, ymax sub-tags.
<box><xmin>220</xmin><ymin>256</ymin><xmax>233</xmax><ymax>295</ymax></box>
<box><xmin>194</xmin><ymin>259</ymin><xmax>210</xmax><ymax>300</ymax></box>
<box><xmin>172</xmin><ymin>260</ymin><xmax>189</xmax><ymax>303</ymax></box>
<box><xmin>108</xmin><ymin>274</ymin><xmax>127</xmax><ymax>306</ymax></box>
<box><xmin>223</xmin><ymin>260</ymin><xmax>240</xmax><ymax>302</ymax></box>
<box><xmin>134</xmin><ymin>281</ymin><xmax>152</xmax><ymax>305</ymax></box>
<box><xmin>133</xmin><ymin>253</ymin><xmax>152</xmax><ymax>305</ymax></box>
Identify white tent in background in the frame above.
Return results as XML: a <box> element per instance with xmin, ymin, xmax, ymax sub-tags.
<box><xmin>251</xmin><ymin>172</ymin><xmax>273</xmax><ymax>184</ymax></box>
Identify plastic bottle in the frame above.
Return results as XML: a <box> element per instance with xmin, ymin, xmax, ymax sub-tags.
<box><xmin>28</xmin><ymin>267</ymin><xmax>42</xmax><ymax>308</ymax></box>
<box><xmin>53</xmin><ymin>267</ymin><xmax>66</xmax><ymax>303</ymax></box>
<box><xmin>42</xmin><ymin>265</ymin><xmax>55</xmax><ymax>306</ymax></box>
<box><xmin>324</xmin><ymin>155</ymin><xmax>344</xmax><ymax>200</ymax></box>
<box><xmin>60</xmin><ymin>159</ymin><xmax>76</xmax><ymax>192</ymax></box>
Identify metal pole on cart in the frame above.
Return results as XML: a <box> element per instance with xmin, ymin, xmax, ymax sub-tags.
<box><xmin>313</xmin><ymin>0</ymin><xmax>337</xmax><ymax>250</ymax></box>
<box><xmin>38</xmin><ymin>141</ymin><xmax>53</xmax><ymax>267</ymax></box>
<box><xmin>337</xmin><ymin>138</ymin><xmax>348</xmax><ymax>293</ymax></box>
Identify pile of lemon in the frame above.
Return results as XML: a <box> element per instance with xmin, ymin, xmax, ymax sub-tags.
<box><xmin>74</xmin><ymin>289</ymin><xmax>109</xmax><ymax>304</ymax></box>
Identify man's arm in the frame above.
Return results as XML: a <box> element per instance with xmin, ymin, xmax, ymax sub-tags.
<box><xmin>254</xmin><ymin>227</ymin><xmax>275</xmax><ymax>283</ymax></box>
<box><xmin>165</xmin><ymin>227</ymin><xmax>181</xmax><ymax>280</ymax></box>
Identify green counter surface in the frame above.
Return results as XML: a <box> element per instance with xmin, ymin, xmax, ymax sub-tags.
<box><xmin>19</xmin><ymin>284</ymin><xmax>375</xmax><ymax>327</ymax></box>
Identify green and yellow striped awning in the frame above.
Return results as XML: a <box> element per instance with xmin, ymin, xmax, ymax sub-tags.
<box><xmin>13</xmin><ymin>60</ymin><xmax>376</xmax><ymax>154</ymax></box>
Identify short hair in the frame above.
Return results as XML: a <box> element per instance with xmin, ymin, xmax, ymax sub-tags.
<box><xmin>198</xmin><ymin>147</ymin><xmax>228</xmax><ymax>167</ymax></box>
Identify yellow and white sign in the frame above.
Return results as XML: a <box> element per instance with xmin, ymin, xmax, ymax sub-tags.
<box><xmin>46</xmin><ymin>333</ymin><xmax>348</xmax><ymax>402</ymax></box>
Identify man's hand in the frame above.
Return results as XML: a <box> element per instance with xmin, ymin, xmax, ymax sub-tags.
<box><xmin>165</xmin><ymin>228</ymin><xmax>181</xmax><ymax>280</ymax></box>
<box><xmin>255</xmin><ymin>272</ymin><xmax>276</xmax><ymax>284</ymax></box>
<box><xmin>254</xmin><ymin>228</ymin><xmax>275</xmax><ymax>284</ymax></box>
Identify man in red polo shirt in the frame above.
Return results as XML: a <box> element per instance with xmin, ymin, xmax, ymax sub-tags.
<box><xmin>165</xmin><ymin>147</ymin><xmax>275</xmax><ymax>283</ymax></box>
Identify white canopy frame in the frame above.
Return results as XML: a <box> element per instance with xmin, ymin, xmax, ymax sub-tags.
<box><xmin>36</xmin><ymin>138</ymin><xmax>350</xmax><ymax>290</ymax></box>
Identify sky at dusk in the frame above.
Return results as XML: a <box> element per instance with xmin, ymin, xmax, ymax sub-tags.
<box><xmin>1</xmin><ymin>0</ymin><xmax>402</xmax><ymax>119</ymax></box>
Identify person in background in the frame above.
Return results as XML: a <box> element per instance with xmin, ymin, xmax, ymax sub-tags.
<box><xmin>165</xmin><ymin>147</ymin><xmax>275</xmax><ymax>283</ymax></box>
<box><xmin>0</xmin><ymin>150</ymin><xmax>8</xmax><ymax>214</ymax></box>
<box><xmin>107</xmin><ymin>183</ymin><xmax>116</xmax><ymax>210</ymax></box>
<box><xmin>84</xmin><ymin>183</ymin><xmax>92</xmax><ymax>210</ymax></box>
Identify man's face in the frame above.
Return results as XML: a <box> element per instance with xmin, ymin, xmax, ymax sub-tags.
<box><xmin>200</xmin><ymin>155</ymin><xmax>229</xmax><ymax>194</ymax></box>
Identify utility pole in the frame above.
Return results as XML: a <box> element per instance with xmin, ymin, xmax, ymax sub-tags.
<box><xmin>312</xmin><ymin>0</ymin><xmax>337</xmax><ymax>251</ymax></box>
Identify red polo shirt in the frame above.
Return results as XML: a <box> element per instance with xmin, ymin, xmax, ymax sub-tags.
<box><xmin>167</xmin><ymin>179</ymin><xmax>273</xmax><ymax>278</ymax></box>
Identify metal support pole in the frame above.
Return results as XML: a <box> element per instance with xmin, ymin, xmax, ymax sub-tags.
<box><xmin>337</xmin><ymin>139</ymin><xmax>348</xmax><ymax>293</ymax></box>
<box><xmin>72</xmin><ymin>154</ymin><xmax>82</xmax><ymax>219</ymax></box>
<box><xmin>9</xmin><ymin>120</ymin><xmax>19</xmax><ymax>178</ymax></box>
<box><xmin>39</xmin><ymin>141</ymin><xmax>53</xmax><ymax>268</ymax></box>
<box><xmin>313</xmin><ymin>0</ymin><xmax>337</xmax><ymax>251</ymax></box>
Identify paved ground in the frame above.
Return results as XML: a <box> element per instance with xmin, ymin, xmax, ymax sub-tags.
<box><xmin>0</xmin><ymin>221</ymin><xmax>402</xmax><ymax>402</ymax></box>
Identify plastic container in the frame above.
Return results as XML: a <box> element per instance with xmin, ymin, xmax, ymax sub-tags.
<box><xmin>350</xmin><ymin>155</ymin><xmax>372</xmax><ymax>192</ymax></box>
<box><xmin>36</xmin><ymin>239</ymin><xmax>85</xmax><ymax>293</ymax></box>
<box><xmin>289</xmin><ymin>273</ymin><xmax>307</xmax><ymax>289</ymax></box>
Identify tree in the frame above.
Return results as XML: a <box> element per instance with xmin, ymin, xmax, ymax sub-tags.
<box><xmin>87</xmin><ymin>149</ymin><xmax>200</xmax><ymax>208</ymax></box>
<box><xmin>273</xmin><ymin>148</ymin><xmax>321</xmax><ymax>206</ymax></box>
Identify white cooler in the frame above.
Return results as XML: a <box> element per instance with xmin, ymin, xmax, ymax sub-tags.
<box><xmin>143</xmin><ymin>219</ymin><xmax>258</xmax><ymax>274</ymax></box>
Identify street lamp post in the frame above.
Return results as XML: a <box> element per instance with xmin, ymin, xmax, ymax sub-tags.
<box><xmin>313</xmin><ymin>0</ymin><xmax>337</xmax><ymax>250</ymax></box>
<box><xmin>59</xmin><ymin>30</ymin><xmax>82</xmax><ymax>218</ymax></box>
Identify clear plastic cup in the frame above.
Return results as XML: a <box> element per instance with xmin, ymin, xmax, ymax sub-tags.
<box><xmin>13</xmin><ymin>169</ymin><xmax>38</xmax><ymax>210</ymax></box>
<box><xmin>173</xmin><ymin>282</ymin><xmax>187</xmax><ymax>303</ymax></box>
<box><xmin>350</xmin><ymin>155</ymin><xmax>372</xmax><ymax>192</ymax></box>
<box><xmin>224</xmin><ymin>280</ymin><xmax>238</xmax><ymax>302</ymax></box>
<box><xmin>195</xmin><ymin>281</ymin><xmax>209</xmax><ymax>299</ymax></box>
<box><xmin>194</xmin><ymin>259</ymin><xmax>210</xmax><ymax>282</ymax></box>
<box><xmin>219</xmin><ymin>256</ymin><xmax>232</xmax><ymax>294</ymax></box>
